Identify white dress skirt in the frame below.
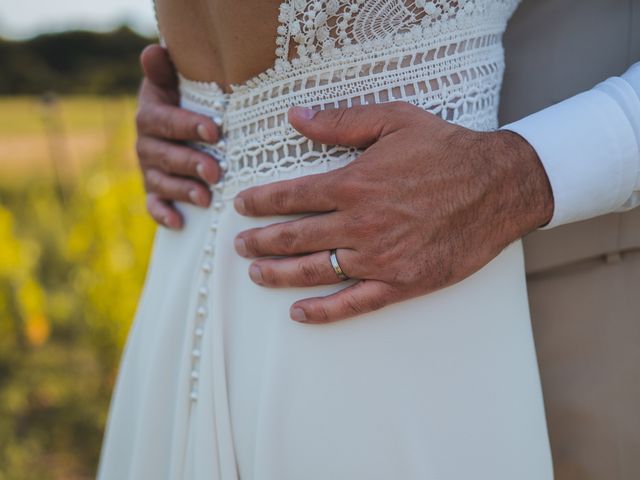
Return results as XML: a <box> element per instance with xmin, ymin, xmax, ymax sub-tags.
<box><xmin>97</xmin><ymin>1</ymin><xmax>553</xmax><ymax>478</ymax></box>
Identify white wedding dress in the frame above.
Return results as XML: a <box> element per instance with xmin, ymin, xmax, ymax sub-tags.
<box><xmin>97</xmin><ymin>1</ymin><xmax>553</xmax><ymax>479</ymax></box>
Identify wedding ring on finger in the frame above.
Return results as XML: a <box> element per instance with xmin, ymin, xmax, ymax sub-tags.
<box><xmin>329</xmin><ymin>249</ymin><xmax>350</xmax><ymax>281</ymax></box>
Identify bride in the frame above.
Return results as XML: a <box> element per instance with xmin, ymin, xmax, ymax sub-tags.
<box><xmin>97</xmin><ymin>1</ymin><xmax>553</xmax><ymax>478</ymax></box>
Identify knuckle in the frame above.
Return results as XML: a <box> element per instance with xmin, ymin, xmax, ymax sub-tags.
<box><xmin>269</xmin><ymin>188</ymin><xmax>290</xmax><ymax>213</ymax></box>
<box><xmin>276</xmin><ymin>227</ymin><xmax>298</xmax><ymax>251</ymax></box>
<box><xmin>156</xmin><ymin>174</ymin><xmax>171</xmax><ymax>195</ymax></box>
<box><xmin>385</xmin><ymin>101</ymin><xmax>418</xmax><ymax>126</ymax></box>
<box><xmin>314</xmin><ymin>304</ymin><xmax>331</xmax><ymax>323</ymax></box>
<box><xmin>350</xmin><ymin>220</ymin><xmax>369</xmax><ymax>240</ymax></box>
<box><xmin>242</xmin><ymin>234</ymin><xmax>261</xmax><ymax>257</ymax></box>
<box><xmin>388</xmin><ymin>100</ymin><xmax>407</xmax><ymax>111</ymax></box>
<box><xmin>350</xmin><ymin>213</ymin><xmax>381</xmax><ymax>239</ymax></box>
<box><xmin>155</xmin><ymin>148</ymin><xmax>170</xmax><ymax>172</ymax></box>
<box><xmin>388</xmin><ymin>100</ymin><xmax>413</xmax><ymax>114</ymax></box>
<box><xmin>258</xmin><ymin>264</ymin><xmax>281</xmax><ymax>287</ymax></box>
<box><xmin>373</xmin><ymin>245</ymin><xmax>396</xmax><ymax>268</ymax></box>
<box><xmin>369</xmin><ymin>218</ymin><xmax>387</xmax><ymax>237</ymax></box>
<box><xmin>135</xmin><ymin>109</ymin><xmax>147</xmax><ymax>131</ymax></box>
<box><xmin>291</xmin><ymin>182</ymin><xmax>308</xmax><ymax>201</ymax></box>
<box><xmin>144</xmin><ymin>169</ymin><xmax>159</xmax><ymax>191</ymax></box>
<box><xmin>135</xmin><ymin>138</ymin><xmax>146</xmax><ymax>161</ymax></box>
<box><xmin>342</xmin><ymin>292</ymin><xmax>366</xmax><ymax>315</ymax></box>
<box><xmin>152</xmin><ymin>109</ymin><xmax>175</xmax><ymax>139</ymax></box>
<box><xmin>329</xmin><ymin>108</ymin><xmax>350</xmax><ymax>132</ymax></box>
<box><xmin>160</xmin><ymin>119</ymin><xmax>175</xmax><ymax>139</ymax></box>
<box><xmin>390</xmin><ymin>264</ymin><xmax>416</xmax><ymax>286</ymax></box>
<box><xmin>298</xmin><ymin>260</ymin><xmax>323</xmax><ymax>286</ymax></box>
<box><xmin>333</xmin><ymin>171</ymin><xmax>365</xmax><ymax>203</ymax></box>
<box><xmin>369</xmin><ymin>288</ymin><xmax>391</xmax><ymax>311</ymax></box>
<box><xmin>369</xmin><ymin>297</ymin><xmax>387</xmax><ymax>312</ymax></box>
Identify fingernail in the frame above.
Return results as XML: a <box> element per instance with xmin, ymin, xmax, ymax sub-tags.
<box><xmin>188</xmin><ymin>189</ymin><xmax>200</xmax><ymax>205</ymax></box>
<box><xmin>197</xmin><ymin>123</ymin><xmax>214</xmax><ymax>142</ymax></box>
<box><xmin>234</xmin><ymin>196</ymin><xmax>246</xmax><ymax>215</ymax></box>
<box><xmin>249</xmin><ymin>264</ymin><xmax>263</xmax><ymax>284</ymax></box>
<box><xmin>196</xmin><ymin>163</ymin><xmax>208</xmax><ymax>183</ymax></box>
<box><xmin>234</xmin><ymin>237</ymin><xmax>248</xmax><ymax>257</ymax></box>
<box><xmin>189</xmin><ymin>189</ymin><xmax>208</xmax><ymax>207</ymax></box>
<box><xmin>164</xmin><ymin>215</ymin><xmax>178</xmax><ymax>229</ymax></box>
<box><xmin>290</xmin><ymin>106</ymin><xmax>317</xmax><ymax>121</ymax></box>
<box><xmin>290</xmin><ymin>307</ymin><xmax>308</xmax><ymax>323</ymax></box>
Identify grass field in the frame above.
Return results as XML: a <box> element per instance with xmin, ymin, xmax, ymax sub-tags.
<box><xmin>0</xmin><ymin>96</ymin><xmax>138</xmax><ymax>180</ymax></box>
<box><xmin>0</xmin><ymin>96</ymin><xmax>155</xmax><ymax>479</ymax></box>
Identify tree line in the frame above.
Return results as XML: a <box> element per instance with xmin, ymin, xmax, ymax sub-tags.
<box><xmin>0</xmin><ymin>27</ymin><xmax>156</xmax><ymax>95</ymax></box>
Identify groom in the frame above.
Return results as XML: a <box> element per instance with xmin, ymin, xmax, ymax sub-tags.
<box><xmin>133</xmin><ymin>0</ymin><xmax>639</xmax><ymax>478</ymax></box>
<box><xmin>501</xmin><ymin>2</ymin><xmax>640</xmax><ymax>479</ymax></box>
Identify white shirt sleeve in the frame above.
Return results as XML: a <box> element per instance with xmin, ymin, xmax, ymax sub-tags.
<box><xmin>500</xmin><ymin>62</ymin><xmax>640</xmax><ymax>230</ymax></box>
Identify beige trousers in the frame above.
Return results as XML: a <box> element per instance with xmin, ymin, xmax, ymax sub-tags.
<box><xmin>526</xmin><ymin>235</ymin><xmax>640</xmax><ymax>480</ymax></box>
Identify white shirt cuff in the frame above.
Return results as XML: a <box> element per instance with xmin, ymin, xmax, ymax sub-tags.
<box><xmin>500</xmin><ymin>66</ymin><xmax>640</xmax><ymax>230</ymax></box>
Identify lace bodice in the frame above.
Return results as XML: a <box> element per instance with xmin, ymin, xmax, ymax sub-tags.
<box><xmin>155</xmin><ymin>0</ymin><xmax>522</xmax><ymax>198</ymax></box>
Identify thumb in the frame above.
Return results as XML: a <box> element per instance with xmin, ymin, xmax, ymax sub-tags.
<box><xmin>287</xmin><ymin>102</ymin><xmax>406</xmax><ymax>148</ymax></box>
<box><xmin>140</xmin><ymin>44</ymin><xmax>177</xmax><ymax>89</ymax></box>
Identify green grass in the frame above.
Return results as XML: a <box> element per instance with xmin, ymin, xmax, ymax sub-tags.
<box><xmin>0</xmin><ymin>96</ymin><xmax>138</xmax><ymax>185</ymax></box>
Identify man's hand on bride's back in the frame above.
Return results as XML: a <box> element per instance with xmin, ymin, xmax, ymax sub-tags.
<box><xmin>136</xmin><ymin>44</ymin><xmax>222</xmax><ymax>229</ymax></box>
<box><xmin>232</xmin><ymin>103</ymin><xmax>555</xmax><ymax>324</ymax></box>
<box><xmin>134</xmin><ymin>49</ymin><xmax>555</xmax><ymax>324</ymax></box>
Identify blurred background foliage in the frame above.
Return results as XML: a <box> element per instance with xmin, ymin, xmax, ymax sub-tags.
<box><xmin>0</xmin><ymin>27</ymin><xmax>151</xmax><ymax>95</ymax></box>
<box><xmin>1</xmin><ymin>27</ymin><xmax>157</xmax><ymax>479</ymax></box>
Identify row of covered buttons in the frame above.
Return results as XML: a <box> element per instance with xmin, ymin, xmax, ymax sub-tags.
<box><xmin>189</xmin><ymin>108</ymin><xmax>227</xmax><ymax>403</ymax></box>
<box><xmin>212</xmin><ymin>112</ymin><xmax>229</xmax><ymax>181</ymax></box>
<box><xmin>189</xmin><ymin>209</ymin><xmax>225</xmax><ymax>402</ymax></box>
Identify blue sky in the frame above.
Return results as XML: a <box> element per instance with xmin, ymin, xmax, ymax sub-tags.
<box><xmin>0</xmin><ymin>0</ymin><xmax>156</xmax><ymax>39</ymax></box>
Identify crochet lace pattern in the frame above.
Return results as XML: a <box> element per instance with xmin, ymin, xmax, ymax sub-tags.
<box><xmin>158</xmin><ymin>0</ymin><xmax>521</xmax><ymax>198</ymax></box>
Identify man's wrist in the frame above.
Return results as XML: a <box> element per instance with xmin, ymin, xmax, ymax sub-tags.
<box><xmin>493</xmin><ymin>130</ymin><xmax>555</xmax><ymax>234</ymax></box>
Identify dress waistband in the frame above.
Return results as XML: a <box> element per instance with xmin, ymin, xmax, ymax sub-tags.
<box><xmin>179</xmin><ymin>27</ymin><xmax>507</xmax><ymax>199</ymax></box>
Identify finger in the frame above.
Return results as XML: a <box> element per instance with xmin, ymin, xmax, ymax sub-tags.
<box><xmin>287</xmin><ymin>101</ymin><xmax>416</xmax><ymax>148</ymax></box>
<box><xmin>144</xmin><ymin>168</ymin><xmax>212</xmax><ymax>208</ymax></box>
<box><xmin>234</xmin><ymin>171</ymin><xmax>344</xmax><ymax>217</ymax></box>
<box><xmin>146</xmin><ymin>193</ymin><xmax>184</xmax><ymax>229</ymax></box>
<box><xmin>136</xmin><ymin>102</ymin><xmax>219</xmax><ymax>143</ymax></box>
<box><xmin>138</xmin><ymin>44</ymin><xmax>218</xmax><ymax>142</ymax></box>
<box><xmin>234</xmin><ymin>212</ymin><xmax>351</xmax><ymax>258</ymax></box>
<box><xmin>289</xmin><ymin>279</ymin><xmax>398</xmax><ymax>324</ymax></box>
<box><xmin>248</xmin><ymin>249</ymin><xmax>363</xmax><ymax>288</ymax></box>
<box><xmin>140</xmin><ymin>44</ymin><xmax>177</xmax><ymax>89</ymax></box>
<box><xmin>137</xmin><ymin>136</ymin><xmax>221</xmax><ymax>184</ymax></box>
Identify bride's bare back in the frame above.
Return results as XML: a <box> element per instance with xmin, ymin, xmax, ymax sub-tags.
<box><xmin>154</xmin><ymin>0</ymin><xmax>282</xmax><ymax>92</ymax></box>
